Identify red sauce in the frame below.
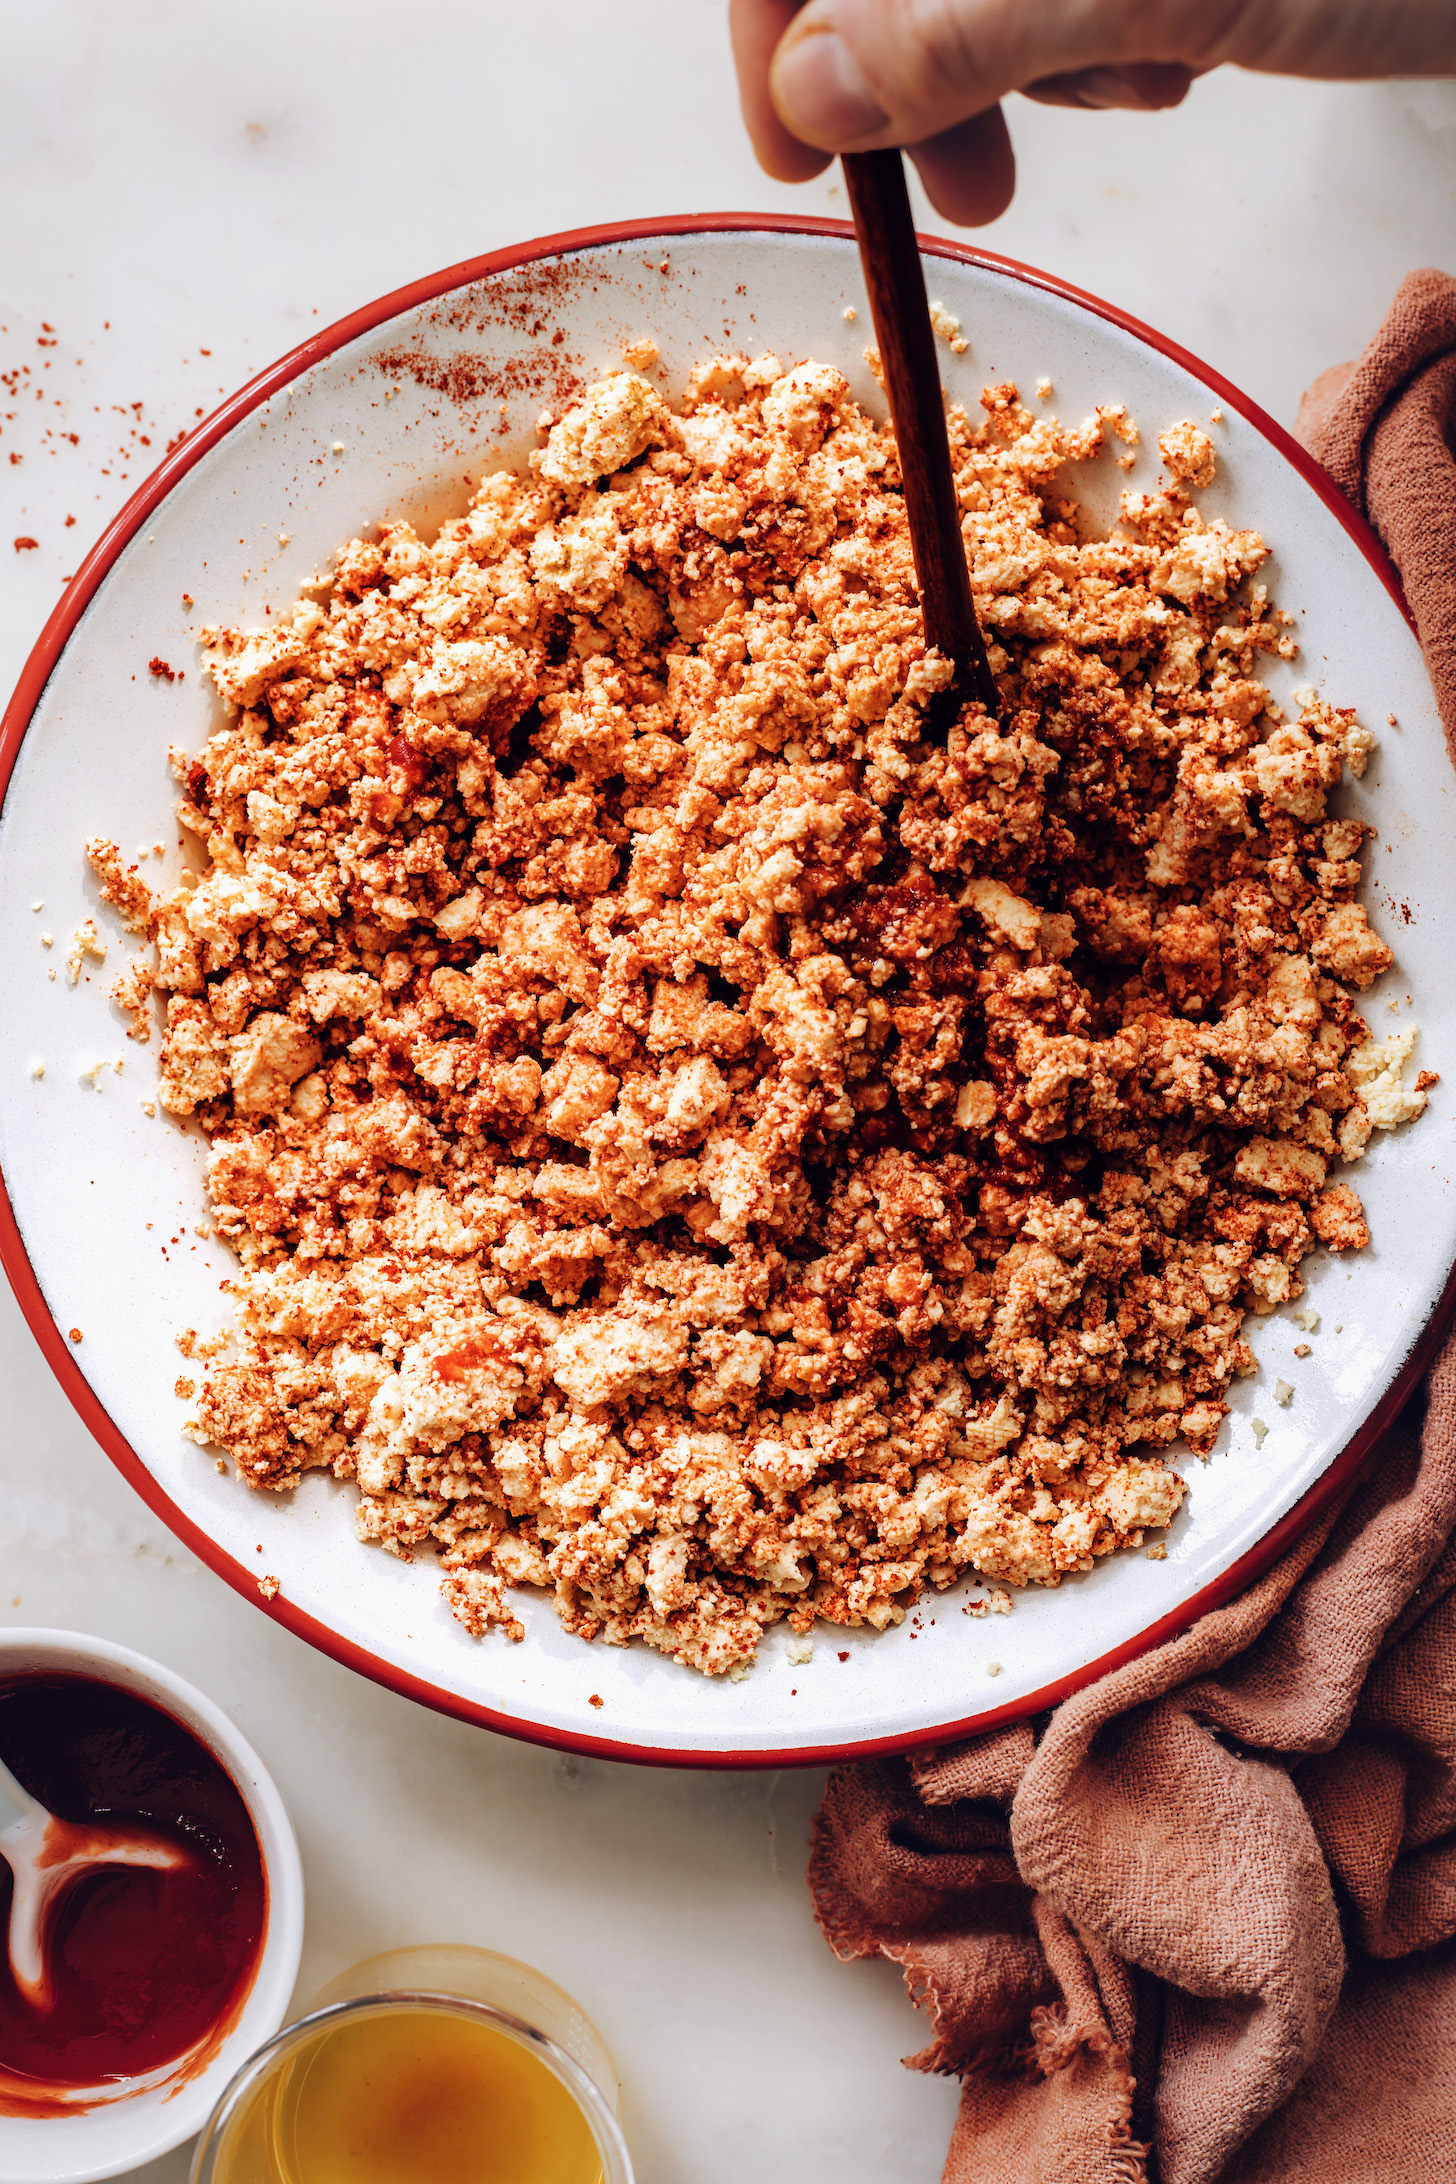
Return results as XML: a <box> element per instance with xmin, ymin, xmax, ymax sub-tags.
<box><xmin>0</xmin><ymin>1674</ymin><xmax>266</xmax><ymax>2110</ymax></box>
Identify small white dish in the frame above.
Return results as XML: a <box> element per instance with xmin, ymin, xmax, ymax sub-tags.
<box><xmin>0</xmin><ymin>1631</ymin><xmax>302</xmax><ymax>2183</ymax></box>
<box><xmin>0</xmin><ymin>218</ymin><xmax>1452</xmax><ymax>1767</ymax></box>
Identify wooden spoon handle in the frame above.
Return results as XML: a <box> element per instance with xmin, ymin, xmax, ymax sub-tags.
<box><xmin>841</xmin><ymin>148</ymin><xmax>999</xmax><ymax>719</ymax></box>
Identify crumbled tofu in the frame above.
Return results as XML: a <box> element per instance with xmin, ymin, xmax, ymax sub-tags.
<box><xmin>104</xmin><ymin>355</ymin><xmax>1419</xmax><ymax>1679</ymax></box>
<box><xmin>1274</xmin><ymin>1380</ymin><xmax>1294</xmax><ymax>1407</ymax></box>
<box><xmin>1347</xmin><ymin>1025</ymin><xmax>1428</xmax><ymax>1131</ymax></box>
<box><xmin>1310</xmin><ymin>1185</ymin><xmax>1370</xmax><ymax>1252</ymax></box>
<box><xmin>229</xmin><ymin>1014</ymin><xmax>322</xmax><ymax>1117</ymax></box>
<box><xmin>786</xmin><ymin>1635</ymin><xmax>814</xmax><ymax>1666</ymax></box>
<box><xmin>1159</xmin><ymin>421</ymin><xmax>1217</xmax><ymax>489</ymax></box>
<box><xmin>257</xmin><ymin>1573</ymin><xmax>280</xmax><ymax>1600</ymax></box>
<box><xmin>66</xmin><ymin>920</ymin><xmax>106</xmax><ymax>984</ymax></box>
<box><xmin>110</xmin><ymin>956</ymin><xmax>157</xmax><ymax>1041</ymax></box>
<box><xmin>954</xmin><ymin>1080</ymin><xmax>996</xmax><ymax>1131</ymax></box>
<box><xmin>1251</xmin><ymin>1418</ymin><xmax>1269</xmax><ymax>1448</ymax></box>
<box><xmin>928</xmin><ymin>301</ymin><xmax>968</xmax><ymax>355</ymax></box>
<box><xmin>85</xmin><ymin>838</ymin><xmax>154</xmax><ymax>934</ymax></box>
<box><xmin>538</xmin><ymin>373</ymin><xmax>669</xmax><ymax>488</ymax></box>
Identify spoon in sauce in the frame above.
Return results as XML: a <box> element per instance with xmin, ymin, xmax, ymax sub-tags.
<box><xmin>0</xmin><ymin>1749</ymin><xmax>187</xmax><ymax>2008</ymax></box>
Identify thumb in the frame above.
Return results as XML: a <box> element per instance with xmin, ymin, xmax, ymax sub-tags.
<box><xmin>769</xmin><ymin>0</ymin><xmax>1193</xmax><ymax>150</ymax></box>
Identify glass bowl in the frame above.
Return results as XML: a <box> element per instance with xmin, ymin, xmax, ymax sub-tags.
<box><xmin>189</xmin><ymin>1945</ymin><xmax>631</xmax><ymax>2184</ymax></box>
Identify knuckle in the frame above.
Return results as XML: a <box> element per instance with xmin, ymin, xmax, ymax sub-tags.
<box><xmin>854</xmin><ymin>0</ymin><xmax>993</xmax><ymax>122</ymax></box>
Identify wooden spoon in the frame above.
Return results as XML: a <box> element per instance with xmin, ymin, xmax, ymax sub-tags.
<box><xmin>841</xmin><ymin>149</ymin><xmax>999</xmax><ymax>719</ymax></box>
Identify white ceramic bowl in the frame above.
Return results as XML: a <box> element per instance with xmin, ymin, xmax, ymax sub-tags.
<box><xmin>0</xmin><ymin>1631</ymin><xmax>303</xmax><ymax>2183</ymax></box>
<box><xmin>1</xmin><ymin>218</ymin><xmax>1452</xmax><ymax>1767</ymax></box>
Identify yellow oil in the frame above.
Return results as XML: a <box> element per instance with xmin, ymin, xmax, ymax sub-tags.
<box><xmin>232</xmin><ymin>2009</ymin><xmax>603</xmax><ymax>2184</ymax></box>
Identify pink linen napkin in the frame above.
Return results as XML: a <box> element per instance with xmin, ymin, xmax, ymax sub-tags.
<box><xmin>807</xmin><ymin>269</ymin><xmax>1456</xmax><ymax>2184</ymax></box>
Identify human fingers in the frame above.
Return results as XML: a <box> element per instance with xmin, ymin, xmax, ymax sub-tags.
<box><xmin>766</xmin><ymin>0</ymin><xmax>1456</xmax><ymax>156</ymax></box>
<box><xmin>1021</xmin><ymin>61</ymin><xmax>1197</xmax><ymax>113</ymax></box>
<box><xmin>767</xmin><ymin>0</ymin><xmax>1177</xmax><ymax>152</ymax></box>
<box><xmin>907</xmin><ymin>105</ymin><xmax>1016</xmax><ymax>226</ymax></box>
<box><xmin>729</xmin><ymin>0</ymin><xmax>831</xmax><ymax>184</ymax></box>
<box><xmin>731</xmin><ymin>0</ymin><xmax>1015</xmax><ymax>226</ymax></box>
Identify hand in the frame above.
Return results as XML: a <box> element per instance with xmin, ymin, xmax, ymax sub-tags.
<box><xmin>731</xmin><ymin>0</ymin><xmax>1456</xmax><ymax>224</ymax></box>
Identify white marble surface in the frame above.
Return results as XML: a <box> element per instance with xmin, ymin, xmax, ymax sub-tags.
<box><xmin>0</xmin><ymin>7</ymin><xmax>1452</xmax><ymax>2177</ymax></box>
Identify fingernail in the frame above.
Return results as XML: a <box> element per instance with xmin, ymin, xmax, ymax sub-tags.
<box><xmin>773</xmin><ymin>26</ymin><xmax>889</xmax><ymax>143</ymax></box>
<box><xmin>1071</xmin><ymin>67</ymin><xmax>1157</xmax><ymax>112</ymax></box>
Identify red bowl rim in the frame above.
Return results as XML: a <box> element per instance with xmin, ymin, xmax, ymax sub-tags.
<box><xmin>1</xmin><ymin>211</ymin><xmax>1445</xmax><ymax>1770</ymax></box>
